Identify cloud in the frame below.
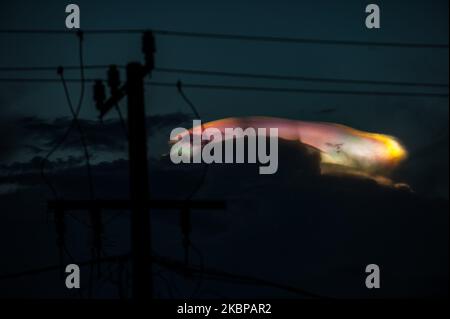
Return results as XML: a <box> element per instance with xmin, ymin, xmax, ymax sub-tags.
<box><xmin>0</xmin><ymin>138</ymin><xmax>447</xmax><ymax>298</ymax></box>
<box><xmin>0</xmin><ymin>155</ymin><xmax>86</xmax><ymax>173</ymax></box>
<box><xmin>13</xmin><ymin>112</ymin><xmax>192</xmax><ymax>155</ymax></box>
<box><xmin>395</xmin><ymin>128</ymin><xmax>449</xmax><ymax>198</ymax></box>
<box><xmin>0</xmin><ymin>118</ymin><xmax>20</xmax><ymax>161</ymax></box>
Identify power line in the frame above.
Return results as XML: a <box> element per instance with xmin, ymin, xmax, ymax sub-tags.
<box><xmin>1</xmin><ymin>65</ymin><xmax>447</xmax><ymax>88</ymax></box>
<box><xmin>0</xmin><ymin>29</ymin><xmax>142</xmax><ymax>34</ymax></box>
<box><xmin>150</xmin><ymin>81</ymin><xmax>449</xmax><ymax>98</ymax></box>
<box><xmin>59</xmin><ymin>70</ymin><xmax>95</xmax><ymax>200</ymax></box>
<box><xmin>155</xmin><ymin>67</ymin><xmax>449</xmax><ymax>88</ymax></box>
<box><xmin>0</xmin><ymin>254</ymin><xmax>128</xmax><ymax>281</ymax></box>
<box><xmin>177</xmin><ymin>80</ymin><xmax>201</xmax><ymax>119</ymax></box>
<box><xmin>154</xmin><ymin>29</ymin><xmax>449</xmax><ymax>49</ymax></box>
<box><xmin>176</xmin><ymin>81</ymin><xmax>209</xmax><ymax>200</ymax></box>
<box><xmin>0</xmin><ymin>28</ymin><xmax>447</xmax><ymax>49</ymax></box>
<box><xmin>154</xmin><ymin>255</ymin><xmax>325</xmax><ymax>298</ymax></box>
<box><xmin>0</xmin><ymin>78</ymin><xmax>447</xmax><ymax>98</ymax></box>
<box><xmin>0</xmin><ymin>65</ymin><xmax>117</xmax><ymax>71</ymax></box>
<box><xmin>176</xmin><ymin>81</ymin><xmax>209</xmax><ymax>300</ymax></box>
<box><xmin>39</xmin><ymin>32</ymin><xmax>95</xmax><ymax>202</ymax></box>
<box><xmin>0</xmin><ymin>253</ymin><xmax>325</xmax><ymax>298</ymax></box>
<box><xmin>0</xmin><ymin>78</ymin><xmax>97</xmax><ymax>83</ymax></box>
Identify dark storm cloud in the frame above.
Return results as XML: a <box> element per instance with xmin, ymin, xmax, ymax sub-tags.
<box><xmin>396</xmin><ymin>128</ymin><xmax>449</xmax><ymax>197</ymax></box>
<box><xmin>14</xmin><ymin>112</ymin><xmax>191</xmax><ymax>153</ymax></box>
<box><xmin>0</xmin><ymin>138</ymin><xmax>448</xmax><ymax>298</ymax></box>
<box><xmin>0</xmin><ymin>155</ymin><xmax>85</xmax><ymax>173</ymax></box>
<box><xmin>0</xmin><ymin>118</ymin><xmax>19</xmax><ymax>160</ymax></box>
<box><xmin>0</xmin><ymin>137</ymin><xmax>320</xmax><ymax>192</ymax></box>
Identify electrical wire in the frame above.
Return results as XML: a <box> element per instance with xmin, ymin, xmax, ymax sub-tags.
<box><xmin>1</xmin><ymin>65</ymin><xmax>447</xmax><ymax>88</ymax></box>
<box><xmin>154</xmin><ymin>270</ymin><xmax>175</xmax><ymax>298</ymax></box>
<box><xmin>0</xmin><ymin>253</ymin><xmax>325</xmax><ymax>298</ymax></box>
<box><xmin>0</xmin><ymin>28</ymin><xmax>447</xmax><ymax>48</ymax></box>
<box><xmin>176</xmin><ymin>80</ymin><xmax>210</xmax><ymax>201</ymax></box>
<box><xmin>0</xmin><ymin>65</ymin><xmax>119</xmax><ymax>71</ymax></box>
<box><xmin>151</xmin><ymin>81</ymin><xmax>450</xmax><ymax>98</ymax></box>
<box><xmin>38</xmin><ymin>32</ymin><xmax>97</xmax><ymax>299</ymax></box>
<box><xmin>48</xmin><ymin>32</ymin><xmax>95</xmax><ymax>200</ymax></box>
<box><xmin>39</xmin><ymin>32</ymin><xmax>92</xmax><ymax>200</ymax></box>
<box><xmin>177</xmin><ymin>80</ymin><xmax>201</xmax><ymax>120</ymax></box>
<box><xmin>153</xmin><ymin>29</ymin><xmax>450</xmax><ymax>49</ymax></box>
<box><xmin>155</xmin><ymin>67</ymin><xmax>449</xmax><ymax>88</ymax></box>
<box><xmin>2</xmin><ymin>27</ymin><xmax>446</xmax><ymax>300</ymax></box>
<box><xmin>0</xmin><ymin>78</ymin><xmax>97</xmax><ymax>83</ymax></box>
<box><xmin>152</xmin><ymin>254</ymin><xmax>325</xmax><ymax>298</ymax></box>
<box><xmin>176</xmin><ymin>80</ymin><xmax>209</xmax><ymax>298</ymax></box>
<box><xmin>59</xmin><ymin>69</ymin><xmax>95</xmax><ymax>200</ymax></box>
<box><xmin>1</xmin><ymin>77</ymin><xmax>447</xmax><ymax>98</ymax></box>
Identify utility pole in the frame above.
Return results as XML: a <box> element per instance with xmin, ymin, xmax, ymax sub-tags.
<box><xmin>95</xmin><ymin>33</ymin><xmax>156</xmax><ymax>299</ymax></box>
<box><xmin>96</xmin><ymin>33</ymin><xmax>157</xmax><ymax>300</ymax></box>
<box><xmin>126</xmin><ymin>62</ymin><xmax>152</xmax><ymax>299</ymax></box>
<box><xmin>48</xmin><ymin>31</ymin><xmax>226</xmax><ymax>300</ymax></box>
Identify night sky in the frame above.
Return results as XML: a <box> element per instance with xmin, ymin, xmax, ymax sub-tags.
<box><xmin>0</xmin><ymin>0</ymin><xmax>448</xmax><ymax>298</ymax></box>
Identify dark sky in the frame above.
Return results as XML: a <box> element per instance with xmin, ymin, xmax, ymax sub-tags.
<box><xmin>0</xmin><ymin>0</ymin><xmax>448</xmax><ymax>195</ymax></box>
<box><xmin>0</xmin><ymin>0</ymin><xmax>448</xmax><ymax>298</ymax></box>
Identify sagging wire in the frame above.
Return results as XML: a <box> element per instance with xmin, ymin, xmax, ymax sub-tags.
<box><xmin>82</xmin><ymin>255</ymin><xmax>128</xmax><ymax>299</ymax></box>
<box><xmin>176</xmin><ymin>80</ymin><xmax>208</xmax><ymax>298</ymax></box>
<box><xmin>83</xmin><ymin>244</ymin><xmax>123</xmax><ymax>299</ymax></box>
<box><xmin>82</xmin><ymin>38</ymin><xmax>153</xmax><ymax>293</ymax></box>
<box><xmin>49</xmin><ymin>32</ymin><xmax>101</xmax><ymax>298</ymax></box>
<box><xmin>0</xmin><ymin>251</ymin><xmax>326</xmax><ymax>299</ymax></box>
<box><xmin>90</xmin><ymin>68</ymin><xmax>129</xmax><ymax>232</ymax></box>
<box><xmin>40</xmin><ymin>31</ymin><xmax>95</xmax><ymax>298</ymax></box>
<box><xmin>1</xmin><ymin>28</ymin><xmax>448</xmax><ymax>49</ymax></box>
<box><xmin>151</xmin><ymin>250</ymin><xmax>181</xmax><ymax>298</ymax></box>
<box><xmin>58</xmin><ymin>68</ymin><xmax>95</xmax><ymax>199</ymax></box>
<box><xmin>61</xmin><ymin>78</ymin><xmax>107</xmax><ymax>296</ymax></box>
<box><xmin>2</xmin><ymin>64</ymin><xmax>448</xmax><ymax>88</ymax></box>
<box><xmin>176</xmin><ymin>80</ymin><xmax>209</xmax><ymax>201</ymax></box>
<box><xmin>39</xmin><ymin>113</ymin><xmax>79</xmax><ymax>201</ymax></box>
<box><xmin>41</xmin><ymin>31</ymin><xmax>95</xmax><ymax>200</ymax></box>
<box><xmin>154</xmin><ymin>270</ymin><xmax>175</xmax><ymax>298</ymax></box>
<box><xmin>58</xmin><ymin>37</ymin><xmax>95</xmax><ymax>200</ymax></box>
<box><xmin>2</xmin><ymin>76</ymin><xmax>448</xmax><ymax>97</ymax></box>
<box><xmin>85</xmin><ymin>66</ymin><xmax>131</xmax><ymax>298</ymax></box>
<box><xmin>65</xmin><ymin>34</ymin><xmax>102</xmax><ymax>296</ymax></box>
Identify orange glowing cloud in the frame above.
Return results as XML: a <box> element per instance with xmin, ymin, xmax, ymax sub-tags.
<box><xmin>171</xmin><ymin>116</ymin><xmax>408</xmax><ymax>180</ymax></box>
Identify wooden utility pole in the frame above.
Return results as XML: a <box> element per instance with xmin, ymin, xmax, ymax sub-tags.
<box><xmin>126</xmin><ymin>62</ymin><xmax>152</xmax><ymax>299</ymax></box>
<box><xmin>49</xmin><ymin>31</ymin><xmax>226</xmax><ymax>300</ymax></box>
